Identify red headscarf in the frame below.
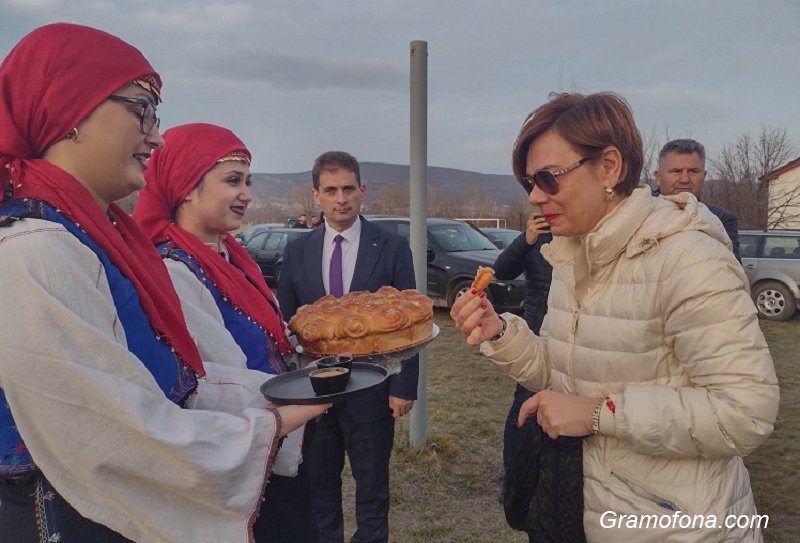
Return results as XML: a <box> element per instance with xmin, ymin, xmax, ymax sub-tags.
<box><xmin>0</xmin><ymin>23</ymin><xmax>205</xmax><ymax>376</ymax></box>
<box><xmin>134</xmin><ymin>123</ymin><xmax>294</xmax><ymax>357</ymax></box>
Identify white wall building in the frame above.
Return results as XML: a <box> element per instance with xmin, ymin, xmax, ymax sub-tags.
<box><xmin>762</xmin><ymin>157</ymin><xmax>800</xmax><ymax>230</ymax></box>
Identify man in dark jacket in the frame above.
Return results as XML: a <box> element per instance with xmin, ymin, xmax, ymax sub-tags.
<box><xmin>492</xmin><ymin>213</ymin><xmax>553</xmax><ymax>494</ymax></box>
<box><xmin>653</xmin><ymin>139</ymin><xmax>741</xmax><ymax>263</ymax></box>
<box><xmin>293</xmin><ymin>213</ymin><xmax>309</xmax><ymax>228</ymax></box>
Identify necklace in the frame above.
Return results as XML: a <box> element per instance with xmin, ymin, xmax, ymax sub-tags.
<box><xmin>204</xmin><ymin>236</ymin><xmax>225</xmax><ymax>254</ymax></box>
<box><xmin>107</xmin><ymin>209</ymin><xmax>126</xmax><ymax>239</ymax></box>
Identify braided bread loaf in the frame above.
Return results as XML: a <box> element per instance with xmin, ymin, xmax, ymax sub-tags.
<box><xmin>288</xmin><ymin>287</ymin><xmax>434</xmax><ymax>355</ymax></box>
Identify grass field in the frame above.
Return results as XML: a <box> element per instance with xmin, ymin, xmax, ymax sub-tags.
<box><xmin>338</xmin><ymin>310</ymin><xmax>798</xmax><ymax>542</ymax></box>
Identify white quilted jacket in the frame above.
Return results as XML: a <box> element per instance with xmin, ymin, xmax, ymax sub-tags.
<box><xmin>483</xmin><ymin>187</ymin><xmax>779</xmax><ymax>542</ymax></box>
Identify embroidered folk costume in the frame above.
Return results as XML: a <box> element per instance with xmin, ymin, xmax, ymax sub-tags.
<box><xmin>0</xmin><ymin>23</ymin><xmax>286</xmax><ymax>543</ymax></box>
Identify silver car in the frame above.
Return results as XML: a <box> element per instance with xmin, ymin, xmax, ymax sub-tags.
<box><xmin>739</xmin><ymin>230</ymin><xmax>800</xmax><ymax>321</ymax></box>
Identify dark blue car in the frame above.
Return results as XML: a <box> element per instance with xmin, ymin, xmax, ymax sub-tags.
<box><xmin>369</xmin><ymin>217</ymin><xmax>525</xmax><ymax>312</ymax></box>
<box><xmin>244</xmin><ymin>227</ymin><xmax>311</xmax><ymax>286</ymax></box>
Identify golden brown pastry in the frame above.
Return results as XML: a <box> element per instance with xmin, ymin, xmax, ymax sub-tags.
<box><xmin>471</xmin><ymin>266</ymin><xmax>495</xmax><ymax>292</ymax></box>
<box><xmin>288</xmin><ymin>288</ymin><xmax>434</xmax><ymax>355</ymax></box>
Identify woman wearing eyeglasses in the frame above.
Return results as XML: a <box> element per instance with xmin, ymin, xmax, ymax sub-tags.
<box><xmin>451</xmin><ymin>92</ymin><xmax>778</xmax><ymax>542</ymax></box>
<box><xmin>0</xmin><ymin>23</ymin><xmax>329</xmax><ymax>543</ymax></box>
<box><xmin>132</xmin><ymin>123</ymin><xmax>316</xmax><ymax>543</ymax></box>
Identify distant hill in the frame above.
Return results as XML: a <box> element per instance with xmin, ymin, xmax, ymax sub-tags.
<box><xmin>252</xmin><ymin>162</ymin><xmax>522</xmax><ymax>205</ymax></box>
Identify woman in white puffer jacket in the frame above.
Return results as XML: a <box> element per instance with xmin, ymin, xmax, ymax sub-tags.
<box><xmin>451</xmin><ymin>92</ymin><xmax>779</xmax><ymax>542</ymax></box>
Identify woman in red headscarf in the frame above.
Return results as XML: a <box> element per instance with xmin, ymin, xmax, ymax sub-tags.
<box><xmin>134</xmin><ymin>123</ymin><xmax>317</xmax><ymax>543</ymax></box>
<box><xmin>0</xmin><ymin>23</ymin><xmax>329</xmax><ymax>543</ymax></box>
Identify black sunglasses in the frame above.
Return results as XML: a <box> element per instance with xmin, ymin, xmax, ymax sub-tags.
<box><xmin>520</xmin><ymin>156</ymin><xmax>594</xmax><ymax>196</ymax></box>
<box><xmin>107</xmin><ymin>95</ymin><xmax>160</xmax><ymax>134</ymax></box>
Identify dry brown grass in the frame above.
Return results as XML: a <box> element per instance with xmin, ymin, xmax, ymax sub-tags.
<box><xmin>336</xmin><ymin>310</ymin><xmax>798</xmax><ymax>542</ymax></box>
<box><xmin>745</xmin><ymin>319</ymin><xmax>800</xmax><ymax>543</ymax></box>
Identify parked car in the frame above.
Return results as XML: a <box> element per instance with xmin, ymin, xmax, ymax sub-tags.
<box><xmin>480</xmin><ymin>227</ymin><xmax>522</xmax><ymax>249</ymax></box>
<box><xmin>237</xmin><ymin>223</ymin><xmax>283</xmax><ymax>245</ymax></box>
<box><xmin>739</xmin><ymin>229</ymin><xmax>800</xmax><ymax>321</ymax></box>
<box><xmin>244</xmin><ymin>227</ymin><xmax>311</xmax><ymax>285</ymax></box>
<box><xmin>369</xmin><ymin>217</ymin><xmax>525</xmax><ymax>311</ymax></box>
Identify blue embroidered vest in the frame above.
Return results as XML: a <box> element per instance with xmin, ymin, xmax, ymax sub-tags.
<box><xmin>159</xmin><ymin>243</ymin><xmax>287</xmax><ymax>375</ymax></box>
<box><xmin>0</xmin><ymin>200</ymin><xmax>197</xmax><ymax>475</ymax></box>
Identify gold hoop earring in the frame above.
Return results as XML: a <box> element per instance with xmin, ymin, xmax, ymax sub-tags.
<box><xmin>604</xmin><ymin>187</ymin><xmax>614</xmax><ymax>201</ymax></box>
<box><xmin>66</xmin><ymin>128</ymin><xmax>79</xmax><ymax>142</ymax></box>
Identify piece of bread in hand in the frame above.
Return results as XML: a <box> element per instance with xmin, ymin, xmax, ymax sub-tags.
<box><xmin>471</xmin><ymin>266</ymin><xmax>495</xmax><ymax>292</ymax></box>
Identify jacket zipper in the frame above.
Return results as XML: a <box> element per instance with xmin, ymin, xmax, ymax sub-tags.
<box><xmin>610</xmin><ymin>468</ymin><xmax>692</xmax><ymax>515</ymax></box>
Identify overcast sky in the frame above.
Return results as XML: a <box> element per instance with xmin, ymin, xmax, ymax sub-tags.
<box><xmin>2</xmin><ymin>0</ymin><xmax>798</xmax><ymax>175</ymax></box>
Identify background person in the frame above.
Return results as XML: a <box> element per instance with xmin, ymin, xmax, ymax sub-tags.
<box><xmin>451</xmin><ymin>92</ymin><xmax>778</xmax><ymax>541</ymax></box>
<box><xmin>294</xmin><ymin>213</ymin><xmax>310</xmax><ymax>228</ymax></box>
<box><xmin>491</xmin><ymin>212</ymin><xmax>552</xmax><ymax>498</ymax></box>
<box><xmin>133</xmin><ymin>123</ymin><xmax>317</xmax><ymax>542</ymax></box>
<box><xmin>0</xmin><ymin>23</ymin><xmax>328</xmax><ymax>542</ymax></box>
<box><xmin>278</xmin><ymin>151</ymin><xmax>419</xmax><ymax>543</ymax></box>
<box><xmin>653</xmin><ymin>138</ymin><xmax>741</xmax><ymax>262</ymax></box>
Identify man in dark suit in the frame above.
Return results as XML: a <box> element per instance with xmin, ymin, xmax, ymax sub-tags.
<box><xmin>278</xmin><ymin>151</ymin><xmax>419</xmax><ymax>543</ymax></box>
<box><xmin>653</xmin><ymin>138</ymin><xmax>741</xmax><ymax>263</ymax></box>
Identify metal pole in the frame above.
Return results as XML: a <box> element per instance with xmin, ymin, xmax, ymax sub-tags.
<box><xmin>409</xmin><ymin>40</ymin><xmax>428</xmax><ymax>447</ymax></box>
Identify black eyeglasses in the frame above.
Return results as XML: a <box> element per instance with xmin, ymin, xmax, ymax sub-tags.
<box><xmin>520</xmin><ymin>156</ymin><xmax>594</xmax><ymax>196</ymax></box>
<box><xmin>107</xmin><ymin>95</ymin><xmax>160</xmax><ymax>134</ymax></box>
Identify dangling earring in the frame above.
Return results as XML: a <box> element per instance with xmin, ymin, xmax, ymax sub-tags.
<box><xmin>604</xmin><ymin>187</ymin><xmax>614</xmax><ymax>201</ymax></box>
<box><xmin>66</xmin><ymin>128</ymin><xmax>79</xmax><ymax>142</ymax></box>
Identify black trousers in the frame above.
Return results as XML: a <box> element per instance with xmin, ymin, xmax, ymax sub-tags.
<box><xmin>254</xmin><ymin>447</ymin><xmax>319</xmax><ymax>543</ymax></box>
<box><xmin>0</xmin><ymin>472</ymin><xmax>133</xmax><ymax>543</ymax></box>
<box><xmin>308</xmin><ymin>404</ymin><xmax>395</xmax><ymax>543</ymax></box>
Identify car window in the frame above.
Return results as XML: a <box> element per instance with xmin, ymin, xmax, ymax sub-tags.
<box><xmin>245</xmin><ymin>231</ymin><xmax>268</xmax><ymax>250</ymax></box>
<box><xmin>739</xmin><ymin>234</ymin><xmax>760</xmax><ymax>258</ymax></box>
<box><xmin>763</xmin><ymin>235</ymin><xmax>800</xmax><ymax>259</ymax></box>
<box><xmin>264</xmin><ymin>232</ymin><xmax>284</xmax><ymax>251</ymax></box>
<box><xmin>243</xmin><ymin>226</ymin><xmax>264</xmax><ymax>241</ymax></box>
<box><xmin>429</xmin><ymin>224</ymin><xmax>497</xmax><ymax>252</ymax></box>
<box><xmin>497</xmin><ymin>231</ymin><xmax>520</xmax><ymax>246</ymax></box>
<box><xmin>278</xmin><ymin>233</ymin><xmax>293</xmax><ymax>250</ymax></box>
<box><xmin>372</xmin><ymin>220</ymin><xmax>401</xmax><ymax>236</ymax></box>
<box><xmin>396</xmin><ymin>223</ymin><xmax>410</xmax><ymax>240</ymax></box>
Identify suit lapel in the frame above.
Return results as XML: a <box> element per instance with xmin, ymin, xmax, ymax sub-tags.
<box><xmin>305</xmin><ymin>227</ymin><xmax>327</xmax><ymax>302</ymax></box>
<box><xmin>350</xmin><ymin>219</ymin><xmax>385</xmax><ymax>292</ymax></box>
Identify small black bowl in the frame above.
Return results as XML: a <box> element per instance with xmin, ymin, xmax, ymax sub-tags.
<box><xmin>315</xmin><ymin>355</ymin><xmax>353</xmax><ymax>372</ymax></box>
<box><xmin>309</xmin><ymin>367</ymin><xmax>351</xmax><ymax>396</ymax></box>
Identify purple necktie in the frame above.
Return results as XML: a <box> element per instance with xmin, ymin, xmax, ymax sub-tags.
<box><xmin>329</xmin><ymin>234</ymin><xmax>344</xmax><ymax>298</ymax></box>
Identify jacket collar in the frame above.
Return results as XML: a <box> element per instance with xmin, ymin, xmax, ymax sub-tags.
<box><xmin>350</xmin><ymin>218</ymin><xmax>387</xmax><ymax>292</ymax></box>
<box><xmin>542</xmin><ymin>187</ymin><xmax>732</xmax><ymax>303</ymax></box>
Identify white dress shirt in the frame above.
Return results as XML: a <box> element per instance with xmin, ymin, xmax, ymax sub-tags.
<box><xmin>321</xmin><ymin>217</ymin><xmax>362</xmax><ymax>296</ymax></box>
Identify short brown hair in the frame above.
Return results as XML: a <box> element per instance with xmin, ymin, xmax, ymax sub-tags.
<box><xmin>312</xmin><ymin>151</ymin><xmax>361</xmax><ymax>190</ymax></box>
<box><xmin>511</xmin><ymin>92</ymin><xmax>643</xmax><ymax>197</ymax></box>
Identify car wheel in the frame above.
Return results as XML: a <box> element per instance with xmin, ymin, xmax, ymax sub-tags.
<box><xmin>448</xmin><ymin>280</ymin><xmax>493</xmax><ymax>308</ymax></box>
<box><xmin>753</xmin><ymin>281</ymin><xmax>797</xmax><ymax>321</ymax></box>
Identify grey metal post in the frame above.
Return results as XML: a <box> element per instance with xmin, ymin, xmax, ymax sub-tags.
<box><xmin>409</xmin><ymin>40</ymin><xmax>428</xmax><ymax>447</ymax></box>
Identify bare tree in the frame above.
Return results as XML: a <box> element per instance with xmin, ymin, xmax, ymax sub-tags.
<box><xmin>289</xmin><ymin>185</ymin><xmax>316</xmax><ymax>219</ymax></box>
<box><xmin>459</xmin><ymin>183</ymin><xmax>494</xmax><ymax>218</ymax></box>
<box><xmin>708</xmin><ymin>126</ymin><xmax>796</xmax><ymax>229</ymax></box>
<box><xmin>365</xmin><ymin>183</ymin><xmax>409</xmax><ymax>216</ymax></box>
<box><xmin>427</xmin><ymin>185</ymin><xmax>459</xmax><ymax>218</ymax></box>
<box><xmin>640</xmin><ymin>128</ymin><xmax>661</xmax><ymax>190</ymax></box>
<box><xmin>242</xmin><ymin>199</ymin><xmax>287</xmax><ymax>225</ymax></box>
<box><xmin>502</xmin><ymin>199</ymin><xmax>535</xmax><ymax>231</ymax></box>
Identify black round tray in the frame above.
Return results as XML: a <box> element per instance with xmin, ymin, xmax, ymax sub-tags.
<box><xmin>260</xmin><ymin>362</ymin><xmax>389</xmax><ymax>405</ymax></box>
